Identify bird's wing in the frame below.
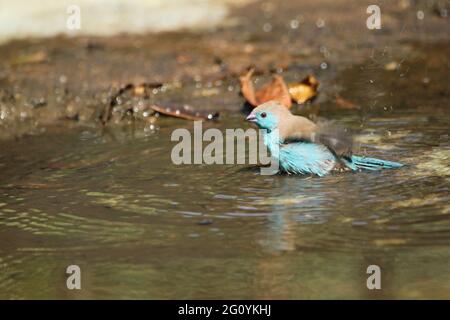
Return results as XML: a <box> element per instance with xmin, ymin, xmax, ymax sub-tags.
<box><xmin>279</xmin><ymin>116</ymin><xmax>317</xmax><ymax>143</ymax></box>
<box><xmin>280</xmin><ymin>117</ymin><xmax>353</xmax><ymax>158</ymax></box>
<box><xmin>312</xmin><ymin>121</ymin><xmax>354</xmax><ymax>158</ymax></box>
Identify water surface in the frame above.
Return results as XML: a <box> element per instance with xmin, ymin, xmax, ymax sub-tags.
<box><xmin>0</xmin><ymin>110</ymin><xmax>449</xmax><ymax>299</ymax></box>
<box><xmin>0</xmin><ymin>46</ymin><xmax>449</xmax><ymax>299</ymax></box>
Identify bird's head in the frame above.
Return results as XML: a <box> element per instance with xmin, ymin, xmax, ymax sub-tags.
<box><xmin>245</xmin><ymin>101</ymin><xmax>292</xmax><ymax>131</ymax></box>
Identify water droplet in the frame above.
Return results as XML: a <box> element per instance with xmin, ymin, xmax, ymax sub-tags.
<box><xmin>290</xmin><ymin>19</ymin><xmax>299</xmax><ymax>29</ymax></box>
<box><xmin>422</xmin><ymin>77</ymin><xmax>430</xmax><ymax>84</ymax></box>
<box><xmin>316</xmin><ymin>18</ymin><xmax>325</xmax><ymax>28</ymax></box>
<box><xmin>416</xmin><ymin>10</ymin><xmax>424</xmax><ymax>20</ymax></box>
<box><xmin>263</xmin><ymin>23</ymin><xmax>272</xmax><ymax>32</ymax></box>
<box><xmin>188</xmin><ymin>233</ymin><xmax>200</xmax><ymax>238</ymax></box>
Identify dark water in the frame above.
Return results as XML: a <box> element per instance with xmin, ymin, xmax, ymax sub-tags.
<box><xmin>0</xmin><ymin>47</ymin><xmax>449</xmax><ymax>299</ymax></box>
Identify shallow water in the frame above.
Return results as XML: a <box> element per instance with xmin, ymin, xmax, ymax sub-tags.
<box><xmin>0</xmin><ymin>45</ymin><xmax>449</xmax><ymax>298</ymax></box>
<box><xmin>0</xmin><ymin>110</ymin><xmax>449</xmax><ymax>299</ymax></box>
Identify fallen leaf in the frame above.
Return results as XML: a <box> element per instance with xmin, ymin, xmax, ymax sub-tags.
<box><xmin>288</xmin><ymin>75</ymin><xmax>319</xmax><ymax>104</ymax></box>
<box><xmin>256</xmin><ymin>75</ymin><xmax>292</xmax><ymax>108</ymax></box>
<box><xmin>239</xmin><ymin>69</ymin><xmax>292</xmax><ymax>108</ymax></box>
<box><xmin>239</xmin><ymin>69</ymin><xmax>258</xmax><ymax>106</ymax></box>
<box><xmin>150</xmin><ymin>103</ymin><xmax>219</xmax><ymax>121</ymax></box>
<box><xmin>335</xmin><ymin>94</ymin><xmax>359</xmax><ymax>109</ymax></box>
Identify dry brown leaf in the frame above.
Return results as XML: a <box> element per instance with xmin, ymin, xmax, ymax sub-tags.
<box><xmin>239</xmin><ymin>69</ymin><xmax>258</xmax><ymax>106</ymax></box>
<box><xmin>239</xmin><ymin>69</ymin><xmax>292</xmax><ymax>108</ymax></box>
<box><xmin>288</xmin><ymin>75</ymin><xmax>319</xmax><ymax>104</ymax></box>
<box><xmin>256</xmin><ymin>75</ymin><xmax>292</xmax><ymax>108</ymax></box>
<box><xmin>150</xmin><ymin>104</ymin><xmax>219</xmax><ymax>121</ymax></box>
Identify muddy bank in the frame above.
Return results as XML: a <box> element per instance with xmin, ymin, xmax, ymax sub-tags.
<box><xmin>0</xmin><ymin>0</ymin><xmax>448</xmax><ymax>139</ymax></box>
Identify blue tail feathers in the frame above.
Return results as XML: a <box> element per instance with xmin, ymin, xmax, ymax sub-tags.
<box><xmin>348</xmin><ymin>155</ymin><xmax>404</xmax><ymax>171</ymax></box>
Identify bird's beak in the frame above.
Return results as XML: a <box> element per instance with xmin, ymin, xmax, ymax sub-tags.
<box><xmin>246</xmin><ymin>113</ymin><xmax>257</xmax><ymax>122</ymax></box>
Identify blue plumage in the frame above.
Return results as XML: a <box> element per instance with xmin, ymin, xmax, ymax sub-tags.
<box><xmin>344</xmin><ymin>155</ymin><xmax>404</xmax><ymax>171</ymax></box>
<box><xmin>269</xmin><ymin>139</ymin><xmax>337</xmax><ymax>176</ymax></box>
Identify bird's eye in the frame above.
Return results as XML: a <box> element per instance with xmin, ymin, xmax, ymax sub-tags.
<box><xmin>261</xmin><ymin>112</ymin><xmax>267</xmax><ymax>118</ymax></box>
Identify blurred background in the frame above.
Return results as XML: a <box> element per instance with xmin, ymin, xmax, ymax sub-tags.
<box><xmin>0</xmin><ymin>0</ymin><xmax>243</xmax><ymax>43</ymax></box>
<box><xmin>0</xmin><ymin>0</ymin><xmax>448</xmax><ymax>138</ymax></box>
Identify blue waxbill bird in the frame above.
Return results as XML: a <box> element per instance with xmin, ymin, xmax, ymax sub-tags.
<box><xmin>246</xmin><ymin>100</ymin><xmax>404</xmax><ymax>176</ymax></box>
